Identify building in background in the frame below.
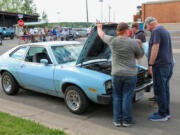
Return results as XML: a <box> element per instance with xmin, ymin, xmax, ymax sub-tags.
<box><xmin>141</xmin><ymin>0</ymin><xmax>180</xmax><ymax>23</ymax></box>
<box><xmin>134</xmin><ymin>0</ymin><xmax>180</xmax><ymax>34</ymax></box>
<box><xmin>0</xmin><ymin>11</ymin><xmax>39</xmax><ymax>27</ymax></box>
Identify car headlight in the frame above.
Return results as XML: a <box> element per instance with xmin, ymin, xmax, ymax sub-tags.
<box><xmin>144</xmin><ymin>72</ymin><xmax>148</xmax><ymax>78</ymax></box>
<box><xmin>105</xmin><ymin>80</ymin><xmax>112</xmax><ymax>94</ymax></box>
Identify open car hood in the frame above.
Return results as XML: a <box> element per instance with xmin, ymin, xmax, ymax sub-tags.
<box><xmin>76</xmin><ymin>23</ymin><xmax>117</xmax><ymax>65</ymax></box>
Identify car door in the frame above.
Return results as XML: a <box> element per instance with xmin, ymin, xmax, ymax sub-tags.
<box><xmin>8</xmin><ymin>46</ymin><xmax>28</xmax><ymax>84</ymax></box>
<box><xmin>17</xmin><ymin>46</ymin><xmax>55</xmax><ymax>94</ymax></box>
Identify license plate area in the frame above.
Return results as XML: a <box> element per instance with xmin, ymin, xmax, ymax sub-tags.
<box><xmin>135</xmin><ymin>90</ymin><xmax>144</xmax><ymax>101</ymax></box>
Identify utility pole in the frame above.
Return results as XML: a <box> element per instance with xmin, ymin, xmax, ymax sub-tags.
<box><xmin>109</xmin><ymin>5</ymin><xmax>111</xmax><ymax>22</ymax></box>
<box><xmin>86</xmin><ymin>0</ymin><xmax>89</xmax><ymax>25</ymax></box>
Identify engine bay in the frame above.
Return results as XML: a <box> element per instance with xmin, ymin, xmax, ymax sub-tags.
<box><xmin>82</xmin><ymin>61</ymin><xmax>111</xmax><ymax>75</ymax></box>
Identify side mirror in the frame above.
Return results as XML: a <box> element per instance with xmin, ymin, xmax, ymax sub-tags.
<box><xmin>40</xmin><ymin>59</ymin><xmax>48</xmax><ymax>66</ymax></box>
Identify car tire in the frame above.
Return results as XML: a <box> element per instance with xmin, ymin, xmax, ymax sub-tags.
<box><xmin>1</xmin><ymin>72</ymin><xmax>19</xmax><ymax>95</ymax></box>
<box><xmin>1</xmin><ymin>36</ymin><xmax>4</xmax><ymax>40</ymax></box>
<box><xmin>65</xmin><ymin>85</ymin><xmax>89</xmax><ymax>114</ymax></box>
<box><xmin>10</xmin><ymin>35</ymin><xmax>14</xmax><ymax>39</ymax></box>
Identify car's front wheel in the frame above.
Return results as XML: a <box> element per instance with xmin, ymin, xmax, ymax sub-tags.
<box><xmin>10</xmin><ymin>35</ymin><xmax>14</xmax><ymax>39</ymax></box>
<box><xmin>1</xmin><ymin>72</ymin><xmax>19</xmax><ymax>95</ymax></box>
<box><xmin>61</xmin><ymin>37</ymin><xmax>64</xmax><ymax>41</ymax></box>
<box><xmin>65</xmin><ymin>86</ymin><xmax>89</xmax><ymax>114</ymax></box>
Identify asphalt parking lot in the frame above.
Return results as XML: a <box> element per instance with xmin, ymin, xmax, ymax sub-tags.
<box><xmin>0</xmin><ymin>37</ymin><xmax>180</xmax><ymax>135</ymax></box>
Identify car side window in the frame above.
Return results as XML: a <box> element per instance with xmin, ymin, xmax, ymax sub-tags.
<box><xmin>10</xmin><ymin>47</ymin><xmax>27</xmax><ymax>60</ymax></box>
<box><xmin>25</xmin><ymin>47</ymin><xmax>52</xmax><ymax>64</ymax></box>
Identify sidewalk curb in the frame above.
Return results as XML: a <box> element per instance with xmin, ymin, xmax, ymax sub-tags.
<box><xmin>0</xmin><ymin>98</ymin><xmax>127</xmax><ymax>135</ymax></box>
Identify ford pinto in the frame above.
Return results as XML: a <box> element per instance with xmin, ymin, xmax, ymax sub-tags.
<box><xmin>0</xmin><ymin>24</ymin><xmax>153</xmax><ymax>114</ymax></box>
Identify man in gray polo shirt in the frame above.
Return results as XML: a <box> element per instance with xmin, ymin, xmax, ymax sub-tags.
<box><xmin>97</xmin><ymin>22</ymin><xmax>143</xmax><ymax>127</ymax></box>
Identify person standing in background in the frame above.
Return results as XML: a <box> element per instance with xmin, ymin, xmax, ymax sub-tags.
<box><xmin>131</xmin><ymin>22</ymin><xmax>146</xmax><ymax>65</ymax></box>
<box><xmin>131</xmin><ymin>22</ymin><xmax>146</xmax><ymax>43</ymax></box>
<box><xmin>131</xmin><ymin>22</ymin><xmax>157</xmax><ymax>106</ymax></box>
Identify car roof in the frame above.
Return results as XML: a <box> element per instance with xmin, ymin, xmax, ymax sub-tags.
<box><xmin>21</xmin><ymin>41</ymin><xmax>81</xmax><ymax>47</ymax></box>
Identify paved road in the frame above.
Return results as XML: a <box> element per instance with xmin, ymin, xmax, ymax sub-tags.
<box><xmin>0</xmin><ymin>37</ymin><xmax>179</xmax><ymax>135</ymax></box>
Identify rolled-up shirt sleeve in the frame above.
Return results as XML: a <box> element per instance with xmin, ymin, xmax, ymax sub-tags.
<box><xmin>152</xmin><ymin>30</ymin><xmax>160</xmax><ymax>44</ymax></box>
<box><xmin>102</xmin><ymin>34</ymin><xmax>114</xmax><ymax>46</ymax></box>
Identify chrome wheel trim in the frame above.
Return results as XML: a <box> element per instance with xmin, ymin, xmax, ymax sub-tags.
<box><xmin>2</xmin><ymin>75</ymin><xmax>12</xmax><ymax>92</ymax></box>
<box><xmin>66</xmin><ymin>89</ymin><xmax>81</xmax><ymax>111</ymax></box>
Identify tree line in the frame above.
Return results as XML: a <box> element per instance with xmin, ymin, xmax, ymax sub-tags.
<box><xmin>0</xmin><ymin>0</ymin><xmax>96</xmax><ymax>28</ymax></box>
<box><xmin>0</xmin><ymin>0</ymin><xmax>37</xmax><ymax>15</ymax></box>
<box><xmin>46</xmin><ymin>22</ymin><xmax>93</xmax><ymax>28</ymax></box>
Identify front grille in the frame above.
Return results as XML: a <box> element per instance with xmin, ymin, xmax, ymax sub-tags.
<box><xmin>106</xmin><ymin>70</ymin><xmax>151</xmax><ymax>94</ymax></box>
<box><xmin>136</xmin><ymin>70</ymin><xmax>145</xmax><ymax>87</ymax></box>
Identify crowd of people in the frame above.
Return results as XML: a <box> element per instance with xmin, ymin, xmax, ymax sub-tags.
<box><xmin>17</xmin><ymin>27</ymin><xmax>80</xmax><ymax>43</ymax></box>
<box><xmin>97</xmin><ymin>16</ymin><xmax>174</xmax><ymax>127</ymax></box>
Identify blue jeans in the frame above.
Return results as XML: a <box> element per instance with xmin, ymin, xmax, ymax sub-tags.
<box><xmin>152</xmin><ymin>64</ymin><xmax>173</xmax><ymax>116</ymax></box>
<box><xmin>112</xmin><ymin>75</ymin><xmax>137</xmax><ymax>123</ymax></box>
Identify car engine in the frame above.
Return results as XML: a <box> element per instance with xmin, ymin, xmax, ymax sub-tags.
<box><xmin>82</xmin><ymin>61</ymin><xmax>111</xmax><ymax>75</ymax></box>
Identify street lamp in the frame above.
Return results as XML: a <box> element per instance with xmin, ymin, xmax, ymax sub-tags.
<box><xmin>137</xmin><ymin>5</ymin><xmax>142</xmax><ymax>22</ymax></box>
<box><xmin>99</xmin><ymin>0</ymin><xmax>103</xmax><ymax>22</ymax></box>
<box><xmin>57</xmin><ymin>11</ymin><xmax>60</xmax><ymax>23</ymax></box>
<box><xmin>137</xmin><ymin>5</ymin><xmax>142</xmax><ymax>15</ymax></box>
<box><xmin>109</xmin><ymin>5</ymin><xmax>111</xmax><ymax>22</ymax></box>
<box><xmin>86</xmin><ymin>0</ymin><xmax>89</xmax><ymax>25</ymax></box>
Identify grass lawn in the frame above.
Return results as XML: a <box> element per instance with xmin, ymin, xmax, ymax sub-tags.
<box><xmin>0</xmin><ymin>112</ymin><xmax>67</xmax><ymax>135</ymax></box>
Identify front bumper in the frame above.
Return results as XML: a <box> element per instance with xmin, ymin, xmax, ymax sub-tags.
<box><xmin>97</xmin><ymin>80</ymin><xmax>153</xmax><ymax>105</ymax></box>
<box><xmin>135</xmin><ymin>80</ymin><xmax>153</xmax><ymax>92</ymax></box>
<box><xmin>97</xmin><ymin>94</ymin><xmax>112</xmax><ymax>104</ymax></box>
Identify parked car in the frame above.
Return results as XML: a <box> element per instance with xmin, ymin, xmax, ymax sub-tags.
<box><xmin>60</xmin><ymin>27</ymin><xmax>78</xmax><ymax>41</ymax></box>
<box><xmin>0</xmin><ymin>27</ymin><xmax>15</xmax><ymax>39</ymax></box>
<box><xmin>74</xmin><ymin>28</ymin><xmax>88</xmax><ymax>37</ymax></box>
<box><xmin>0</xmin><ymin>24</ymin><xmax>153</xmax><ymax>114</ymax></box>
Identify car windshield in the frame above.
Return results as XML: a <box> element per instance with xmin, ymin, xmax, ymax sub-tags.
<box><xmin>51</xmin><ymin>44</ymin><xmax>83</xmax><ymax>64</ymax></box>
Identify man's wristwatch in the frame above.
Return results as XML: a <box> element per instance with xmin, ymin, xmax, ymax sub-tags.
<box><xmin>148</xmin><ymin>64</ymin><xmax>153</xmax><ymax>66</ymax></box>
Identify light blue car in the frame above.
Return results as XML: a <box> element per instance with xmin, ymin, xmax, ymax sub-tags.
<box><xmin>0</xmin><ymin>24</ymin><xmax>153</xmax><ymax>114</ymax></box>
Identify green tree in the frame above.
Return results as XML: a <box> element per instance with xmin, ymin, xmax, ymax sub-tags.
<box><xmin>21</xmin><ymin>0</ymin><xmax>37</xmax><ymax>14</ymax></box>
<box><xmin>0</xmin><ymin>0</ymin><xmax>37</xmax><ymax>14</ymax></box>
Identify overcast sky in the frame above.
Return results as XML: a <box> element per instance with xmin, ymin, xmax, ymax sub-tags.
<box><xmin>33</xmin><ymin>0</ymin><xmax>155</xmax><ymax>23</ymax></box>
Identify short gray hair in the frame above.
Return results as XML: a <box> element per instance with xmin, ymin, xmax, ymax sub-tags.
<box><xmin>144</xmin><ymin>17</ymin><xmax>157</xmax><ymax>27</ymax></box>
